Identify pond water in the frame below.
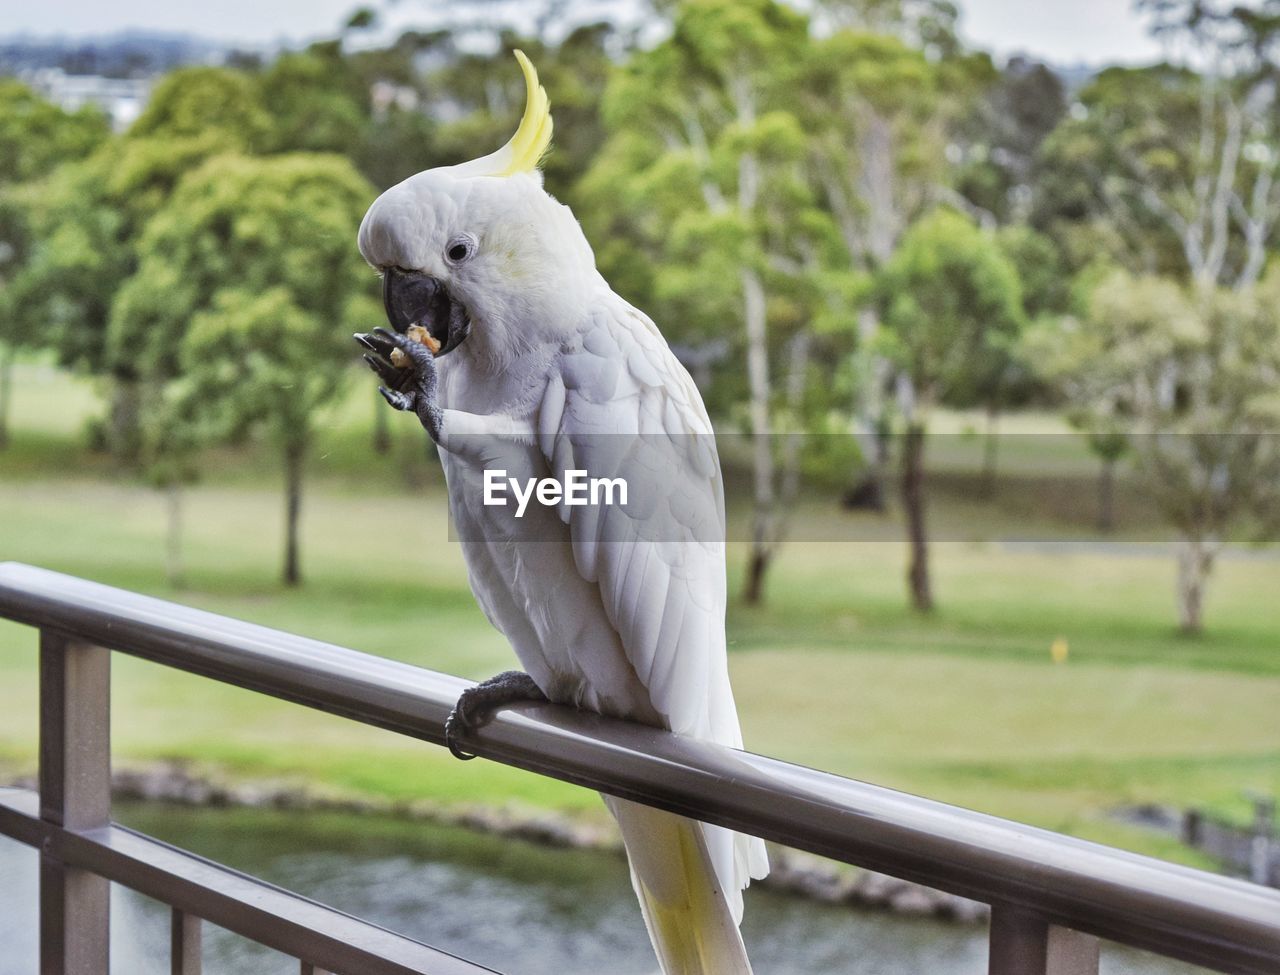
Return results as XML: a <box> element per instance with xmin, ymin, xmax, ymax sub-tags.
<box><xmin>0</xmin><ymin>803</ymin><xmax>1208</xmax><ymax>975</ymax></box>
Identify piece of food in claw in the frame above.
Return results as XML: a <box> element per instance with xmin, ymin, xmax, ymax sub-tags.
<box><xmin>390</xmin><ymin>324</ymin><xmax>441</xmax><ymax>367</ymax></box>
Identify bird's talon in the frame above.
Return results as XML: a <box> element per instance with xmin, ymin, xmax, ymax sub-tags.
<box><xmin>379</xmin><ymin>386</ymin><xmax>414</xmax><ymax>411</ymax></box>
<box><xmin>360</xmin><ymin>327</ymin><xmax>440</xmax><ymax>438</ymax></box>
<box><xmin>444</xmin><ymin>706</ymin><xmax>480</xmax><ymax>760</ymax></box>
<box><xmin>440</xmin><ymin>671</ymin><xmax>547</xmax><ymax>762</ymax></box>
<box><xmin>354</xmin><ymin>332</ymin><xmax>392</xmax><ymax>355</ymax></box>
<box><xmin>364</xmin><ymin>352</ymin><xmax>414</xmax><ymax>390</ymax></box>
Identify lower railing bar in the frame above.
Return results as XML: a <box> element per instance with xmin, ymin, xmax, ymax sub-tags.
<box><xmin>989</xmin><ymin>905</ymin><xmax>1100</xmax><ymax>975</ymax></box>
<box><xmin>0</xmin><ymin>789</ymin><xmax>499</xmax><ymax>975</ymax></box>
<box><xmin>171</xmin><ymin>908</ymin><xmax>202</xmax><ymax>975</ymax></box>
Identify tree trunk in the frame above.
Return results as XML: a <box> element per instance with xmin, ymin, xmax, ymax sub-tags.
<box><xmin>283</xmin><ymin>439</ymin><xmax>306</xmax><ymax>587</ymax></box>
<box><xmin>730</xmin><ymin>81</ymin><xmax>777</xmax><ymax>607</ymax></box>
<box><xmin>1176</xmin><ymin>537</ymin><xmax>1216</xmax><ymax>635</ymax></box>
<box><xmin>1097</xmin><ymin>457</ymin><xmax>1116</xmax><ymax>534</ymax></box>
<box><xmin>743</xmin><ymin>546</ymin><xmax>771</xmax><ymax>607</ymax></box>
<box><xmin>372</xmin><ymin>388</ymin><xmax>391</xmax><ymax>455</ymax></box>
<box><xmin>740</xmin><ymin>266</ymin><xmax>775</xmax><ymax>606</ymax></box>
<box><xmin>0</xmin><ymin>342</ymin><xmax>13</xmax><ymax>450</ymax></box>
<box><xmin>901</xmin><ymin>421</ymin><xmax>933</xmax><ymax>612</ymax></box>
<box><xmin>107</xmin><ymin>376</ymin><xmax>143</xmax><ymax>464</ymax></box>
<box><xmin>165</xmin><ymin>482</ymin><xmax>185</xmax><ymax>589</ymax></box>
<box><xmin>848</xmin><ymin>309</ymin><xmax>890</xmax><ymax>512</ymax></box>
<box><xmin>778</xmin><ymin>330</ymin><xmax>812</xmax><ymax>511</ymax></box>
<box><xmin>981</xmin><ymin>404</ymin><xmax>999</xmax><ymax>497</ymax></box>
<box><xmin>748</xmin><ymin>330</ymin><xmax>814</xmax><ymax>607</ymax></box>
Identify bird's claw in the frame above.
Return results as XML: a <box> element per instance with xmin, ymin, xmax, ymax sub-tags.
<box><xmin>355</xmin><ymin>331</ymin><xmax>414</xmax><ymax>391</ymax></box>
<box><xmin>442</xmin><ymin>671</ymin><xmax>548</xmax><ymax>762</ymax></box>
<box><xmin>354</xmin><ymin>329</ymin><xmax>397</xmax><ymax>358</ymax></box>
<box><xmin>443</xmin><ymin>706</ymin><xmax>479</xmax><ymax>761</ymax></box>
<box><xmin>373</xmin><ymin>327</ymin><xmax>437</xmax><ymax>368</ymax></box>
<box><xmin>378</xmin><ymin>386</ymin><xmax>416</xmax><ymax>412</ymax></box>
<box><xmin>354</xmin><ymin>328</ymin><xmax>443</xmax><ymax>439</ymax></box>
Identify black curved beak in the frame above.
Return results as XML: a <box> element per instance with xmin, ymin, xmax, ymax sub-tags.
<box><xmin>381</xmin><ymin>267</ymin><xmax>471</xmax><ymax>355</ymax></box>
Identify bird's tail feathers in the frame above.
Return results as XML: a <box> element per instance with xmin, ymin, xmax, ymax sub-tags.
<box><xmin>605</xmin><ymin>796</ymin><xmax>755</xmax><ymax>975</ymax></box>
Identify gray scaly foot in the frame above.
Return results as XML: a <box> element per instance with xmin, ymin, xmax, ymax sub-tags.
<box><xmin>354</xmin><ymin>327</ymin><xmax>444</xmax><ymax>441</ymax></box>
<box><xmin>445</xmin><ymin>670</ymin><xmax>548</xmax><ymax>760</ymax></box>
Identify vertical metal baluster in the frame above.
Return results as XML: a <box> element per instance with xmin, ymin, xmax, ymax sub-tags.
<box><xmin>299</xmin><ymin>962</ymin><xmax>330</xmax><ymax>975</ymax></box>
<box><xmin>39</xmin><ymin>630</ymin><xmax>111</xmax><ymax>975</ymax></box>
<box><xmin>171</xmin><ymin>908</ymin><xmax>202</xmax><ymax>975</ymax></box>
<box><xmin>989</xmin><ymin>905</ymin><xmax>1048</xmax><ymax>975</ymax></box>
<box><xmin>1045</xmin><ymin>924</ymin><xmax>1101</xmax><ymax>974</ymax></box>
<box><xmin>989</xmin><ymin>905</ymin><xmax>1100</xmax><ymax>975</ymax></box>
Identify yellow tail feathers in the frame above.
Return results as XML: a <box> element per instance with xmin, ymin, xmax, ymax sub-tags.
<box><xmin>606</xmin><ymin>797</ymin><xmax>755</xmax><ymax>975</ymax></box>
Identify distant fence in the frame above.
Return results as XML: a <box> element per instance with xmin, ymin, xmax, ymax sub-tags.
<box><xmin>1183</xmin><ymin>804</ymin><xmax>1279</xmax><ymax>888</ymax></box>
<box><xmin>1</xmin><ymin>561</ymin><xmax>1279</xmax><ymax>975</ymax></box>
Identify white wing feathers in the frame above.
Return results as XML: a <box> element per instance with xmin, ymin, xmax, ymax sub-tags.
<box><xmin>540</xmin><ymin>304</ymin><xmax>726</xmax><ymax>739</ymax></box>
<box><xmin>538</xmin><ymin>302</ymin><xmax>769</xmax><ymax>920</ymax></box>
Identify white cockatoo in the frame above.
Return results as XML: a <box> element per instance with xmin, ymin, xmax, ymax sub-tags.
<box><xmin>354</xmin><ymin>51</ymin><xmax>768</xmax><ymax>974</ymax></box>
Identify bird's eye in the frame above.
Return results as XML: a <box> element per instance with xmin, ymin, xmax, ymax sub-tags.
<box><xmin>445</xmin><ymin>234</ymin><xmax>477</xmax><ymax>265</ymax></box>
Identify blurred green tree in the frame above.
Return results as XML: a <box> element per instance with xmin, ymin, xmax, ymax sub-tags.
<box><xmin>953</xmin><ymin>56</ymin><xmax>1066</xmax><ymax>225</ymax></box>
<box><xmin>344</xmin><ymin>6</ymin><xmax>378</xmax><ymax>32</ymax></box>
<box><xmin>797</xmin><ymin>29</ymin><xmax>952</xmax><ymax>508</ymax></box>
<box><xmin>0</xmin><ymin>79</ymin><xmax>108</xmax><ymax>182</ymax></box>
<box><xmin>118</xmin><ymin>153</ymin><xmax>377</xmax><ymax>586</ymax></box>
<box><xmin>949</xmin><ymin>223</ymin><xmax>1071</xmax><ymax>493</ymax></box>
<box><xmin>935</xmin><ymin>56</ymin><xmax>1066</xmax><ymax>492</ymax></box>
<box><xmin>258</xmin><ymin>43</ymin><xmax>371</xmax><ymax>156</ymax></box>
<box><xmin>13</xmin><ymin>67</ymin><xmax>266</xmax><ymax>461</ymax></box>
<box><xmin>1039</xmin><ymin>269</ymin><xmax>1280</xmax><ymax>633</ymax></box>
<box><xmin>811</xmin><ymin>0</ymin><xmax>964</xmax><ymax>56</ymax></box>
<box><xmin>131</xmin><ymin>66</ymin><xmax>272</xmax><ymax>147</ymax></box>
<box><xmin>1031</xmin><ymin>0</ymin><xmax>1280</xmax><ymax>619</ymax></box>
<box><xmin>581</xmin><ymin>0</ymin><xmax>852</xmax><ymax>605</ymax></box>
<box><xmin>876</xmin><ymin>209</ymin><xmax>1025</xmax><ymax>610</ymax></box>
<box><xmin>136</xmin><ymin>384</ymin><xmax>204</xmax><ymax>588</ymax></box>
<box><xmin>1036</xmin><ymin>0</ymin><xmax>1280</xmax><ymax>295</ymax></box>
<box><xmin>0</xmin><ymin>80</ymin><xmax>108</xmax><ymax>448</ymax></box>
<box><xmin>345</xmin><ymin>29</ymin><xmax>441</xmax><ymax>193</ymax></box>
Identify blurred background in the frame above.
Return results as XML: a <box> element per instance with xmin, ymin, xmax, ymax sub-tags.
<box><xmin>0</xmin><ymin>1</ymin><xmax>1277</xmax><ymax>972</ymax></box>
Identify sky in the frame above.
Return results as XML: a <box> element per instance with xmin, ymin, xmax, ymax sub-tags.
<box><xmin>0</xmin><ymin>0</ymin><xmax>1166</xmax><ymax>67</ymax></box>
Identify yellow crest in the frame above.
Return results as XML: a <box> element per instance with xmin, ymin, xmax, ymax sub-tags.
<box><xmin>500</xmin><ymin>51</ymin><xmax>554</xmax><ymax>176</ymax></box>
<box><xmin>455</xmin><ymin>50</ymin><xmax>553</xmax><ymax>179</ymax></box>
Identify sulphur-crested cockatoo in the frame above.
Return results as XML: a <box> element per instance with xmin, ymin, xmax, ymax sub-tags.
<box><xmin>354</xmin><ymin>51</ymin><xmax>768</xmax><ymax>974</ymax></box>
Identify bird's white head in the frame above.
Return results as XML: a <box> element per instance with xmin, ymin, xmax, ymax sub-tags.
<box><xmin>358</xmin><ymin>51</ymin><xmax>599</xmax><ymax>371</ymax></box>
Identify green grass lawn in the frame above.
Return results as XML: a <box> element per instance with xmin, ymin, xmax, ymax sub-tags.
<box><xmin>1</xmin><ymin>360</ymin><xmax>1277</xmax><ymax>872</ymax></box>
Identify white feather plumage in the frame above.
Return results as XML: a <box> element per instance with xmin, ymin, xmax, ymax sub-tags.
<box><xmin>357</xmin><ymin>52</ymin><xmax>768</xmax><ymax>975</ymax></box>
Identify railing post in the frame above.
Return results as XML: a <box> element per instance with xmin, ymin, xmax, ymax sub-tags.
<box><xmin>39</xmin><ymin>629</ymin><xmax>111</xmax><ymax>975</ymax></box>
<box><xmin>171</xmin><ymin>908</ymin><xmax>202</xmax><ymax>975</ymax></box>
<box><xmin>989</xmin><ymin>905</ymin><xmax>1100</xmax><ymax>975</ymax></box>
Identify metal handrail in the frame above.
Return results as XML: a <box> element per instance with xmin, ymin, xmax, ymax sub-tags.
<box><xmin>2</xmin><ymin>561</ymin><xmax>1278</xmax><ymax>975</ymax></box>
